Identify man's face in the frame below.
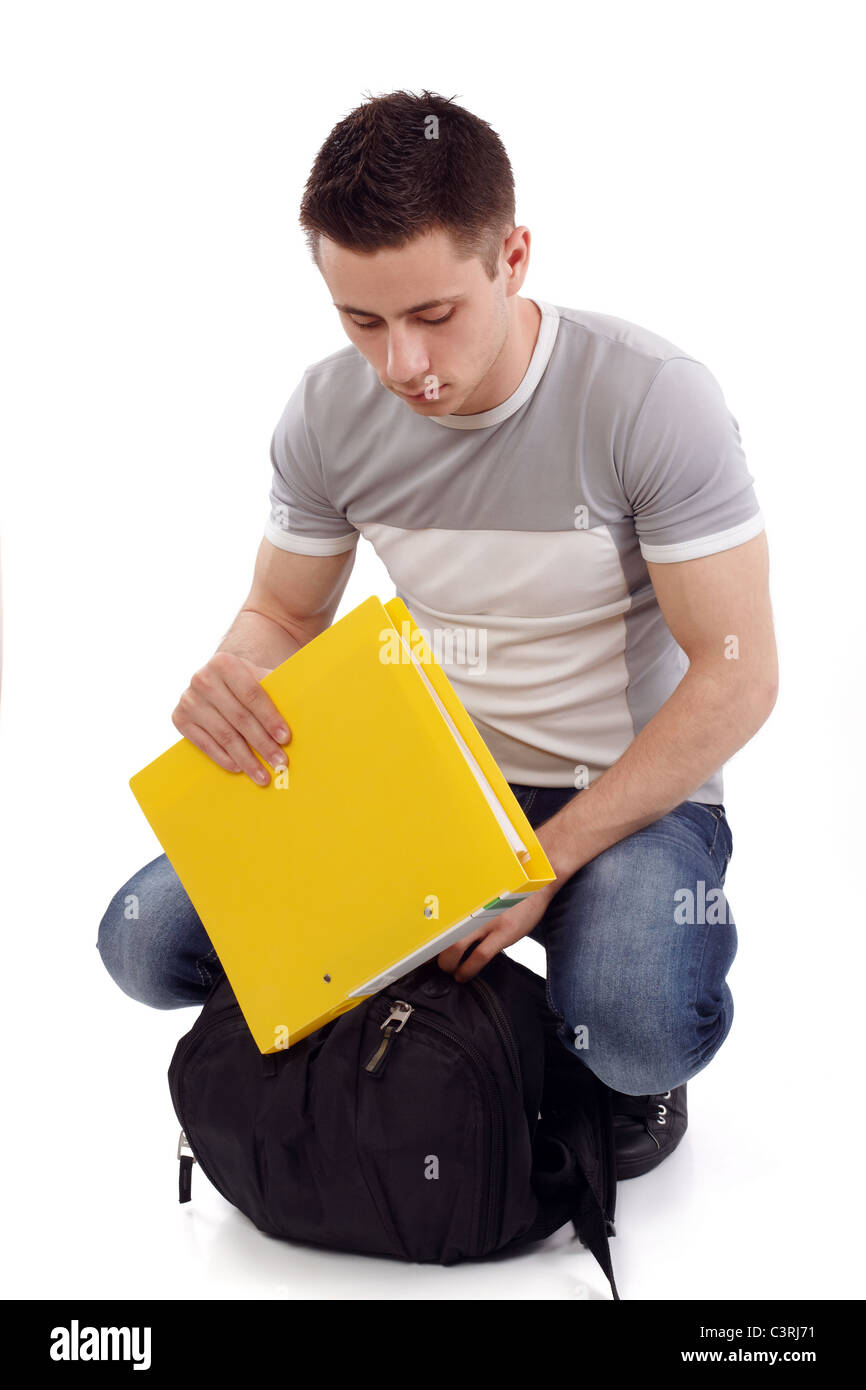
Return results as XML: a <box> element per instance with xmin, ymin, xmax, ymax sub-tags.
<box><xmin>317</xmin><ymin>228</ymin><xmax>511</xmax><ymax>415</ymax></box>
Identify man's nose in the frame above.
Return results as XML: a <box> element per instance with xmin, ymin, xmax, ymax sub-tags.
<box><xmin>387</xmin><ymin>329</ymin><xmax>430</xmax><ymax>384</ymax></box>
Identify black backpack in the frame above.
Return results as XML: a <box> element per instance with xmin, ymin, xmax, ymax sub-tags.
<box><xmin>169</xmin><ymin>951</ymin><xmax>620</xmax><ymax>1299</ymax></box>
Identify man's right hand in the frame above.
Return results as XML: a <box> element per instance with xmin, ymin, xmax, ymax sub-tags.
<box><xmin>171</xmin><ymin>651</ymin><xmax>292</xmax><ymax>785</ymax></box>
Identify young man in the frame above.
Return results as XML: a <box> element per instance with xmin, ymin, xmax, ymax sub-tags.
<box><xmin>98</xmin><ymin>90</ymin><xmax>778</xmax><ymax>1179</ymax></box>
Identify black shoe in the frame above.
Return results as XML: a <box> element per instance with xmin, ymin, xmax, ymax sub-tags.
<box><xmin>611</xmin><ymin>1084</ymin><xmax>688</xmax><ymax>1180</ymax></box>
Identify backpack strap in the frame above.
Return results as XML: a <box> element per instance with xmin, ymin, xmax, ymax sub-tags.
<box><xmin>537</xmin><ymin>1013</ymin><xmax>621</xmax><ymax>1300</ymax></box>
<box><xmin>532</xmin><ymin>1127</ymin><xmax>620</xmax><ymax>1300</ymax></box>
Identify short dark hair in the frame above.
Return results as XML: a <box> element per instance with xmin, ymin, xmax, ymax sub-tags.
<box><xmin>298</xmin><ymin>89</ymin><xmax>516</xmax><ymax>280</ymax></box>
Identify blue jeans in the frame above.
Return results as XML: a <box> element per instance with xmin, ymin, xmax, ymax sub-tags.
<box><xmin>96</xmin><ymin>786</ymin><xmax>736</xmax><ymax>1095</ymax></box>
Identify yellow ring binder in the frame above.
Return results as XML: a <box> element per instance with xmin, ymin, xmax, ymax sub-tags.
<box><xmin>129</xmin><ymin>595</ymin><xmax>554</xmax><ymax>1052</ymax></box>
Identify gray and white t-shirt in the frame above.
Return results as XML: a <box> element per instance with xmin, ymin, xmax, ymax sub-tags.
<box><xmin>264</xmin><ymin>299</ymin><xmax>764</xmax><ymax>803</ymax></box>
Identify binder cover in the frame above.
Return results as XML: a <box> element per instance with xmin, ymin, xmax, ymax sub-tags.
<box><xmin>129</xmin><ymin>595</ymin><xmax>555</xmax><ymax>1051</ymax></box>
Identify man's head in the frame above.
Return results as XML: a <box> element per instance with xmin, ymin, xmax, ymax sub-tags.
<box><xmin>299</xmin><ymin>90</ymin><xmax>533</xmax><ymax>415</ymax></box>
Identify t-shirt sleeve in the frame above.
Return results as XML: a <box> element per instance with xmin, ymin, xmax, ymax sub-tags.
<box><xmin>620</xmin><ymin>356</ymin><xmax>764</xmax><ymax>563</ymax></box>
<box><xmin>263</xmin><ymin>374</ymin><xmax>360</xmax><ymax>556</ymax></box>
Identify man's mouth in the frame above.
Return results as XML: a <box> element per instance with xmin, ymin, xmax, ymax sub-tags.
<box><xmin>397</xmin><ymin>385</ymin><xmax>447</xmax><ymax>401</ymax></box>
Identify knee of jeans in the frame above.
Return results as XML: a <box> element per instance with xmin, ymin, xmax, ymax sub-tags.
<box><xmin>686</xmin><ymin>982</ymin><xmax>735</xmax><ymax>1083</ymax></box>
<box><xmin>565</xmin><ymin>1035</ymin><xmax>684</xmax><ymax>1095</ymax></box>
<box><xmin>96</xmin><ymin>875</ymin><xmax>181</xmax><ymax>1009</ymax></box>
<box><xmin>567</xmin><ymin>983</ymin><xmax>735</xmax><ymax>1094</ymax></box>
<box><xmin>96</xmin><ymin>885</ymin><xmax>128</xmax><ymax>977</ymax></box>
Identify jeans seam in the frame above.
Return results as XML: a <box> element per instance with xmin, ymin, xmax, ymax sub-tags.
<box><xmin>717</xmin><ymin>834</ymin><xmax>731</xmax><ymax>880</ymax></box>
<box><xmin>693</xmin><ymin>803</ymin><xmax>723</xmax><ymax>867</ymax></box>
<box><xmin>688</xmin><ymin>839</ymin><xmax>735</xmax><ymax>1025</ymax></box>
<box><xmin>688</xmin><ymin>914</ymin><xmax>713</xmax><ymax>1026</ymax></box>
<box><xmin>708</xmin><ymin>808</ymin><xmax>732</xmax><ymax>879</ymax></box>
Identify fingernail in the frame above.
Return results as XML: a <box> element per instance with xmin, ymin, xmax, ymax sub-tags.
<box><xmin>275</xmin><ymin>727</ymin><xmax>289</xmax><ymax>742</ymax></box>
<box><xmin>255</xmin><ymin>768</ymin><xmax>269</xmax><ymax>784</ymax></box>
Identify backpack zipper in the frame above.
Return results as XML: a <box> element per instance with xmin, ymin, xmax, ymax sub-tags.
<box><xmin>367</xmin><ymin>980</ymin><xmax>520</xmax><ymax>1088</ymax></box>
<box><xmin>469</xmin><ymin>977</ymin><xmax>521</xmax><ymax>1091</ymax></box>
<box><xmin>363</xmin><ymin>1000</ymin><xmax>414</xmax><ymax>1075</ymax></box>
<box><xmin>176</xmin><ymin>1128</ymin><xmax>197</xmax><ymax>1202</ymax></box>
<box><xmin>172</xmin><ymin>1004</ymin><xmax>246</xmax><ymax>1070</ymax></box>
<box><xmin>363</xmin><ymin>996</ymin><xmax>506</xmax><ymax>1254</ymax></box>
<box><xmin>171</xmin><ymin>1007</ymin><xmax>250</xmax><ymax>1204</ymax></box>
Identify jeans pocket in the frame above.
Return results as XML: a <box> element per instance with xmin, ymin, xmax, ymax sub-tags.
<box><xmin>719</xmin><ymin>813</ymin><xmax>733</xmax><ymax>877</ymax></box>
<box><xmin>682</xmin><ymin>801</ymin><xmax>731</xmax><ymax>879</ymax></box>
<box><xmin>706</xmin><ymin>805</ymin><xmax>733</xmax><ymax>879</ymax></box>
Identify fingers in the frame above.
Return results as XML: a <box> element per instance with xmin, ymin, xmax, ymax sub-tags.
<box><xmin>214</xmin><ymin>653</ymin><xmax>292</xmax><ymax>754</ymax></box>
<box><xmin>183</xmin><ymin>723</ymin><xmax>242</xmax><ymax>774</ymax></box>
<box><xmin>437</xmin><ymin>933</ymin><xmax>475</xmax><ymax>975</ymax></box>
<box><xmin>202</xmin><ymin>669</ymin><xmax>289</xmax><ymax>773</ymax></box>
<box><xmin>452</xmin><ymin>933</ymin><xmax>503</xmax><ymax>983</ymax></box>
<box><xmin>437</xmin><ymin>930</ymin><xmax>490</xmax><ymax>979</ymax></box>
<box><xmin>172</xmin><ymin>652</ymin><xmax>292</xmax><ymax>785</ymax></box>
<box><xmin>438</xmin><ymin>920</ymin><xmax>513</xmax><ymax>982</ymax></box>
<box><xmin>190</xmin><ymin>705</ymin><xmax>276</xmax><ymax>784</ymax></box>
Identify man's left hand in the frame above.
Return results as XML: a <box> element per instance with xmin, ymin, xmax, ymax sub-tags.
<box><xmin>436</xmin><ymin>879</ymin><xmax>560</xmax><ymax>983</ymax></box>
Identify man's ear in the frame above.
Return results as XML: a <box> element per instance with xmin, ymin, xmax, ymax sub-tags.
<box><xmin>502</xmin><ymin>225</ymin><xmax>532</xmax><ymax>291</ymax></box>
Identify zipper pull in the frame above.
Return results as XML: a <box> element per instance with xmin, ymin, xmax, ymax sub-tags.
<box><xmin>177</xmin><ymin>1128</ymin><xmax>196</xmax><ymax>1203</ymax></box>
<box><xmin>363</xmin><ymin>1000</ymin><xmax>413</xmax><ymax>1076</ymax></box>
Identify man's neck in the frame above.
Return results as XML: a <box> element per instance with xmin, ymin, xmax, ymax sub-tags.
<box><xmin>452</xmin><ymin>295</ymin><xmax>542</xmax><ymax>415</ymax></box>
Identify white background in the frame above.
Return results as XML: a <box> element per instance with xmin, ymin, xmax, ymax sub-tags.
<box><xmin>1</xmin><ymin>0</ymin><xmax>863</xmax><ymax>1301</ymax></box>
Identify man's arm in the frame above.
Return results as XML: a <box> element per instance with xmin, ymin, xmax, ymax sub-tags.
<box><xmin>172</xmin><ymin>538</ymin><xmax>355</xmax><ymax>781</ymax></box>
<box><xmin>537</xmin><ymin>530</ymin><xmax>779</xmax><ymax>881</ymax></box>
<box><xmin>215</xmin><ymin>537</ymin><xmax>357</xmax><ymax>667</ymax></box>
<box><xmin>438</xmin><ymin>531</ymin><xmax>778</xmax><ymax>980</ymax></box>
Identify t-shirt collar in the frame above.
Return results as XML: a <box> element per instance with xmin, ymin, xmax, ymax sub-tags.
<box><xmin>427</xmin><ymin>297</ymin><xmax>560</xmax><ymax>430</ymax></box>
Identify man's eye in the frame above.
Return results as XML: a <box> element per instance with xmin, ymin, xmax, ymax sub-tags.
<box><xmin>350</xmin><ymin>310</ymin><xmax>454</xmax><ymax>331</ymax></box>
